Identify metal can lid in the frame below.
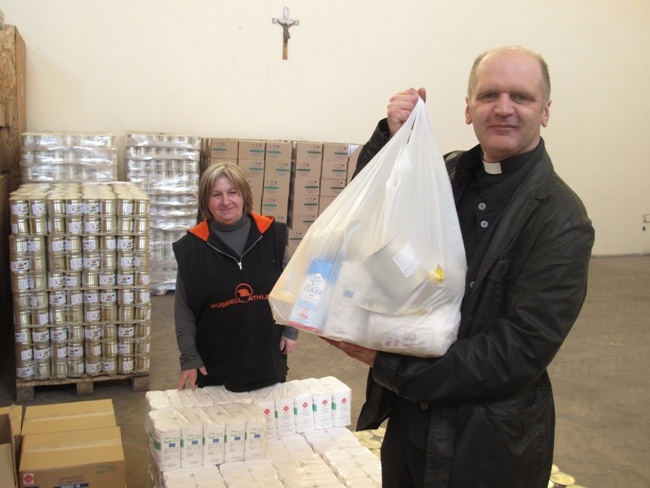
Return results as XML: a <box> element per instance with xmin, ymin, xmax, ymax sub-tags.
<box><xmin>550</xmin><ymin>472</ymin><xmax>576</xmax><ymax>485</ymax></box>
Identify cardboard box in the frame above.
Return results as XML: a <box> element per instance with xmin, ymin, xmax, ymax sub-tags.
<box><xmin>321</xmin><ymin>159</ymin><xmax>348</xmax><ymax>180</ymax></box>
<box><xmin>265</xmin><ymin>140</ymin><xmax>292</xmax><ymax>163</ymax></box>
<box><xmin>287</xmin><ymin>229</ymin><xmax>307</xmax><ymax>255</ymax></box>
<box><xmin>19</xmin><ymin>426</ymin><xmax>125</xmax><ymax>488</ymax></box>
<box><xmin>319</xmin><ymin>195</ymin><xmax>337</xmax><ymax>214</ymax></box>
<box><xmin>319</xmin><ymin>178</ymin><xmax>347</xmax><ymax>198</ymax></box>
<box><xmin>207</xmin><ymin>138</ymin><xmax>239</xmax><ymax>160</ymax></box>
<box><xmin>0</xmin><ymin>413</ymin><xmax>18</xmax><ymax>488</ymax></box>
<box><xmin>21</xmin><ymin>399</ymin><xmax>116</xmax><ymax>437</ymax></box>
<box><xmin>245</xmin><ymin>174</ymin><xmax>264</xmax><ymax>214</ymax></box>
<box><xmin>289</xmin><ymin>194</ymin><xmax>319</xmax><ymax>214</ymax></box>
<box><xmin>238</xmin><ymin>140</ymin><xmax>266</xmax><ymax>161</ymax></box>
<box><xmin>322</xmin><ymin>142</ymin><xmax>350</xmax><ymax>162</ymax></box>
<box><xmin>292</xmin><ymin>159</ymin><xmax>322</xmax><ymax>178</ymax></box>
<box><xmin>264</xmin><ymin>159</ymin><xmax>292</xmax><ymax>179</ymax></box>
<box><xmin>293</xmin><ymin>142</ymin><xmax>323</xmax><ymax>163</ymax></box>
<box><xmin>261</xmin><ymin>194</ymin><xmax>288</xmax><ymax>223</ymax></box>
<box><xmin>0</xmin><ymin>25</ymin><xmax>26</xmax><ymax>187</ymax></box>
<box><xmin>263</xmin><ymin>178</ymin><xmax>291</xmax><ymax>204</ymax></box>
<box><xmin>291</xmin><ymin>177</ymin><xmax>320</xmax><ymax>196</ymax></box>
<box><xmin>288</xmin><ymin>210</ymin><xmax>318</xmax><ymax>231</ymax></box>
<box><xmin>347</xmin><ymin>144</ymin><xmax>363</xmax><ymax>184</ymax></box>
<box><xmin>0</xmin><ymin>405</ymin><xmax>23</xmax><ymax>475</ymax></box>
<box><xmin>237</xmin><ymin>159</ymin><xmax>265</xmax><ymax>178</ymax></box>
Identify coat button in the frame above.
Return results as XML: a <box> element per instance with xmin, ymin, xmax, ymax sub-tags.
<box><xmin>480</xmin><ymin>220</ymin><xmax>489</xmax><ymax>229</ymax></box>
<box><xmin>469</xmin><ymin>281</ymin><xmax>475</xmax><ymax>289</ymax></box>
<box><xmin>420</xmin><ymin>403</ymin><xmax>429</xmax><ymax>410</ymax></box>
<box><xmin>478</xmin><ymin>202</ymin><xmax>486</xmax><ymax>211</ymax></box>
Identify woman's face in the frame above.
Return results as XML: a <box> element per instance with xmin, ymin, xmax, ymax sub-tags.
<box><xmin>208</xmin><ymin>175</ymin><xmax>244</xmax><ymax>225</ymax></box>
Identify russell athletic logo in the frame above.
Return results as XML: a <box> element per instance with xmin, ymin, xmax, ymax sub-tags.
<box><xmin>210</xmin><ymin>283</ymin><xmax>269</xmax><ymax>309</ymax></box>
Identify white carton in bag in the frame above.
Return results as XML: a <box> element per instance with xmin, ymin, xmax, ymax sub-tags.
<box><xmin>320</xmin><ymin>261</ymin><xmax>372</xmax><ymax>345</ymax></box>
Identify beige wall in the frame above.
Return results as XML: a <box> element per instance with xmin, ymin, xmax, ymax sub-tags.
<box><xmin>3</xmin><ymin>0</ymin><xmax>649</xmax><ymax>256</ymax></box>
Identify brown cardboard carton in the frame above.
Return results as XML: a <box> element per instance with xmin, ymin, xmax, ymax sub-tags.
<box><xmin>0</xmin><ymin>25</ymin><xmax>26</xmax><ymax>186</ymax></box>
<box><xmin>292</xmin><ymin>159</ymin><xmax>322</xmax><ymax>178</ymax></box>
<box><xmin>321</xmin><ymin>159</ymin><xmax>348</xmax><ymax>180</ymax></box>
<box><xmin>291</xmin><ymin>177</ymin><xmax>320</xmax><ymax>196</ymax></box>
<box><xmin>319</xmin><ymin>178</ymin><xmax>347</xmax><ymax>198</ymax></box>
<box><xmin>238</xmin><ymin>140</ymin><xmax>266</xmax><ymax>161</ymax></box>
<box><xmin>0</xmin><ymin>413</ymin><xmax>18</xmax><ymax>488</ymax></box>
<box><xmin>207</xmin><ymin>138</ymin><xmax>239</xmax><ymax>159</ymax></box>
<box><xmin>289</xmin><ymin>194</ymin><xmax>319</xmax><ymax>214</ymax></box>
<box><xmin>347</xmin><ymin>144</ymin><xmax>363</xmax><ymax>184</ymax></box>
<box><xmin>264</xmin><ymin>159</ymin><xmax>292</xmax><ymax>179</ymax></box>
<box><xmin>0</xmin><ymin>405</ymin><xmax>23</xmax><ymax>476</ymax></box>
<box><xmin>245</xmin><ymin>174</ymin><xmax>264</xmax><ymax>214</ymax></box>
<box><xmin>19</xmin><ymin>426</ymin><xmax>125</xmax><ymax>488</ymax></box>
<box><xmin>237</xmin><ymin>159</ymin><xmax>265</xmax><ymax>178</ymax></box>
<box><xmin>322</xmin><ymin>142</ymin><xmax>350</xmax><ymax>162</ymax></box>
<box><xmin>319</xmin><ymin>195</ymin><xmax>337</xmax><ymax>214</ymax></box>
<box><xmin>21</xmin><ymin>399</ymin><xmax>116</xmax><ymax>437</ymax></box>
<box><xmin>265</xmin><ymin>140</ymin><xmax>292</xmax><ymax>163</ymax></box>
<box><xmin>293</xmin><ymin>142</ymin><xmax>323</xmax><ymax>163</ymax></box>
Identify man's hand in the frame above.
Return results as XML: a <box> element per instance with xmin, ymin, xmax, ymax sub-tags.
<box><xmin>320</xmin><ymin>337</ymin><xmax>377</xmax><ymax>367</ymax></box>
<box><xmin>280</xmin><ymin>337</ymin><xmax>297</xmax><ymax>354</ymax></box>
<box><xmin>387</xmin><ymin>87</ymin><xmax>427</xmax><ymax>137</ymax></box>
<box><xmin>178</xmin><ymin>367</ymin><xmax>207</xmax><ymax>390</ymax></box>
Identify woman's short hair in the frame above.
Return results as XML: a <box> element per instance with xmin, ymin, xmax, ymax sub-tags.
<box><xmin>198</xmin><ymin>162</ymin><xmax>254</xmax><ymax>220</ymax></box>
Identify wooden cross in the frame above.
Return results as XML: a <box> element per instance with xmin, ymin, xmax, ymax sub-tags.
<box><xmin>272</xmin><ymin>7</ymin><xmax>299</xmax><ymax>60</ymax></box>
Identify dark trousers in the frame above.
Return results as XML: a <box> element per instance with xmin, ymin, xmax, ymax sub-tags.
<box><xmin>381</xmin><ymin>395</ymin><xmax>432</xmax><ymax>488</ymax></box>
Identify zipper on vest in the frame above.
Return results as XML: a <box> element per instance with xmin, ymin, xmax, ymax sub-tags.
<box><xmin>206</xmin><ymin>234</ymin><xmax>263</xmax><ymax>271</ymax></box>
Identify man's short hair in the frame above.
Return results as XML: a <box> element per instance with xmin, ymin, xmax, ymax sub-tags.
<box><xmin>467</xmin><ymin>46</ymin><xmax>551</xmax><ymax>102</ymax></box>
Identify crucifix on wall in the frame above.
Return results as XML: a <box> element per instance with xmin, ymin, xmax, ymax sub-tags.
<box><xmin>272</xmin><ymin>7</ymin><xmax>299</xmax><ymax>60</ymax></box>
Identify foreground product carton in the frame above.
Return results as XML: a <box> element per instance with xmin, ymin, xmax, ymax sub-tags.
<box><xmin>0</xmin><ymin>404</ymin><xmax>22</xmax><ymax>466</ymax></box>
<box><xmin>0</xmin><ymin>413</ymin><xmax>18</xmax><ymax>488</ymax></box>
<box><xmin>21</xmin><ymin>399</ymin><xmax>116</xmax><ymax>437</ymax></box>
<box><xmin>19</xmin><ymin>426</ymin><xmax>125</xmax><ymax>488</ymax></box>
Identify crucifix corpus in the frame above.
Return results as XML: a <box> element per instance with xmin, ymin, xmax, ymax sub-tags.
<box><xmin>272</xmin><ymin>7</ymin><xmax>299</xmax><ymax>60</ymax></box>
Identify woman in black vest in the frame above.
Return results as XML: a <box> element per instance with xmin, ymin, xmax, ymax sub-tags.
<box><xmin>173</xmin><ymin>162</ymin><xmax>298</xmax><ymax>392</ymax></box>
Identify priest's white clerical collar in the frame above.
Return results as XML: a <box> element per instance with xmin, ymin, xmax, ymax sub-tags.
<box><xmin>482</xmin><ymin>159</ymin><xmax>503</xmax><ymax>175</ymax></box>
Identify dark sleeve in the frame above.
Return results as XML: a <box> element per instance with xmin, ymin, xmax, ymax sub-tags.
<box><xmin>351</xmin><ymin>118</ymin><xmax>391</xmax><ymax>179</ymax></box>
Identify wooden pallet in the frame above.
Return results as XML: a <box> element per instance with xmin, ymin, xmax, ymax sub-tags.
<box><xmin>16</xmin><ymin>373</ymin><xmax>150</xmax><ymax>402</ymax></box>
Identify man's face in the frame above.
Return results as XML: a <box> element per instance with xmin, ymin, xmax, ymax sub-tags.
<box><xmin>465</xmin><ymin>49</ymin><xmax>551</xmax><ymax>163</ymax></box>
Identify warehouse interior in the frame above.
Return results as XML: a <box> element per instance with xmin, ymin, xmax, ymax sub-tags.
<box><xmin>1</xmin><ymin>2</ymin><xmax>649</xmax><ymax>488</ymax></box>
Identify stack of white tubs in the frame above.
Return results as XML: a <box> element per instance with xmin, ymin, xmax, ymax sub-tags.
<box><xmin>124</xmin><ymin>132</ymin><xmax>201</xmax><ymax>294</ymax></box>
<box><xmin>145</xmin><ymin>377</ymin><xmax>382</xmax><ymax>488</ymax></box>
<box><xmin>9</xmin><ymin>181</ymin><xmax>152</xmax><ymax>382</ymax></box>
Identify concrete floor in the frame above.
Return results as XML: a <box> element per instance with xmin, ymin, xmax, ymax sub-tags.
<box><xmin>1</xmin><ymin>255</ymin><xmax>648</xmax><ymax>487</ymax></box>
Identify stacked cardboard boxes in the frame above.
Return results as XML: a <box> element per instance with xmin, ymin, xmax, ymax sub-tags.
<box><xmin>202</xmin><ymin>138</ymin><xmax>362</xmax><ymax>255</ymax></box>
<box><xmin>17</xmin><ymin>399</ymin><xmax>126</xmax><ymax>488</ymax></box>
<box><xmin>261</xmin><ymin>140</ymin><xmax>292</xmax><ymax>222</ymax></box>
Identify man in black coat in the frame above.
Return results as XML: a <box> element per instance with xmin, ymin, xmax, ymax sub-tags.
<box><xmin>325</xmin><ymin>46</ymin><xmax>595</xmax><ymax>487</ymax></box>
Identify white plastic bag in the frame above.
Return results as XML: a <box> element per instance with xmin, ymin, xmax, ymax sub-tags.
<box><xmin>270</xmin><ymin>98</ymin><xmax>467</xmax><ymax>357</ymax></box>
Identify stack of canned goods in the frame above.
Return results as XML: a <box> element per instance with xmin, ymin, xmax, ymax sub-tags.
<box><xmin>20</xmin><ymin>132</ymin><xmax>118</xmax><ymax>183</ymax></box>
<box><xmin>10</xmin><ymin>181</ymin><xmax>152</xmax><ymax>382</ymax></box>
<box><xmin>124</xmin><ymin>132</ymin><xmax>201</xmax><ymax>294</ymax></box>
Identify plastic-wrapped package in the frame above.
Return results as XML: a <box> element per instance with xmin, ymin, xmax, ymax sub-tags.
<box><xmin>270</xmin><ymin>99</ymin><xmax>467</xmax><ymax>357</ymax></box>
